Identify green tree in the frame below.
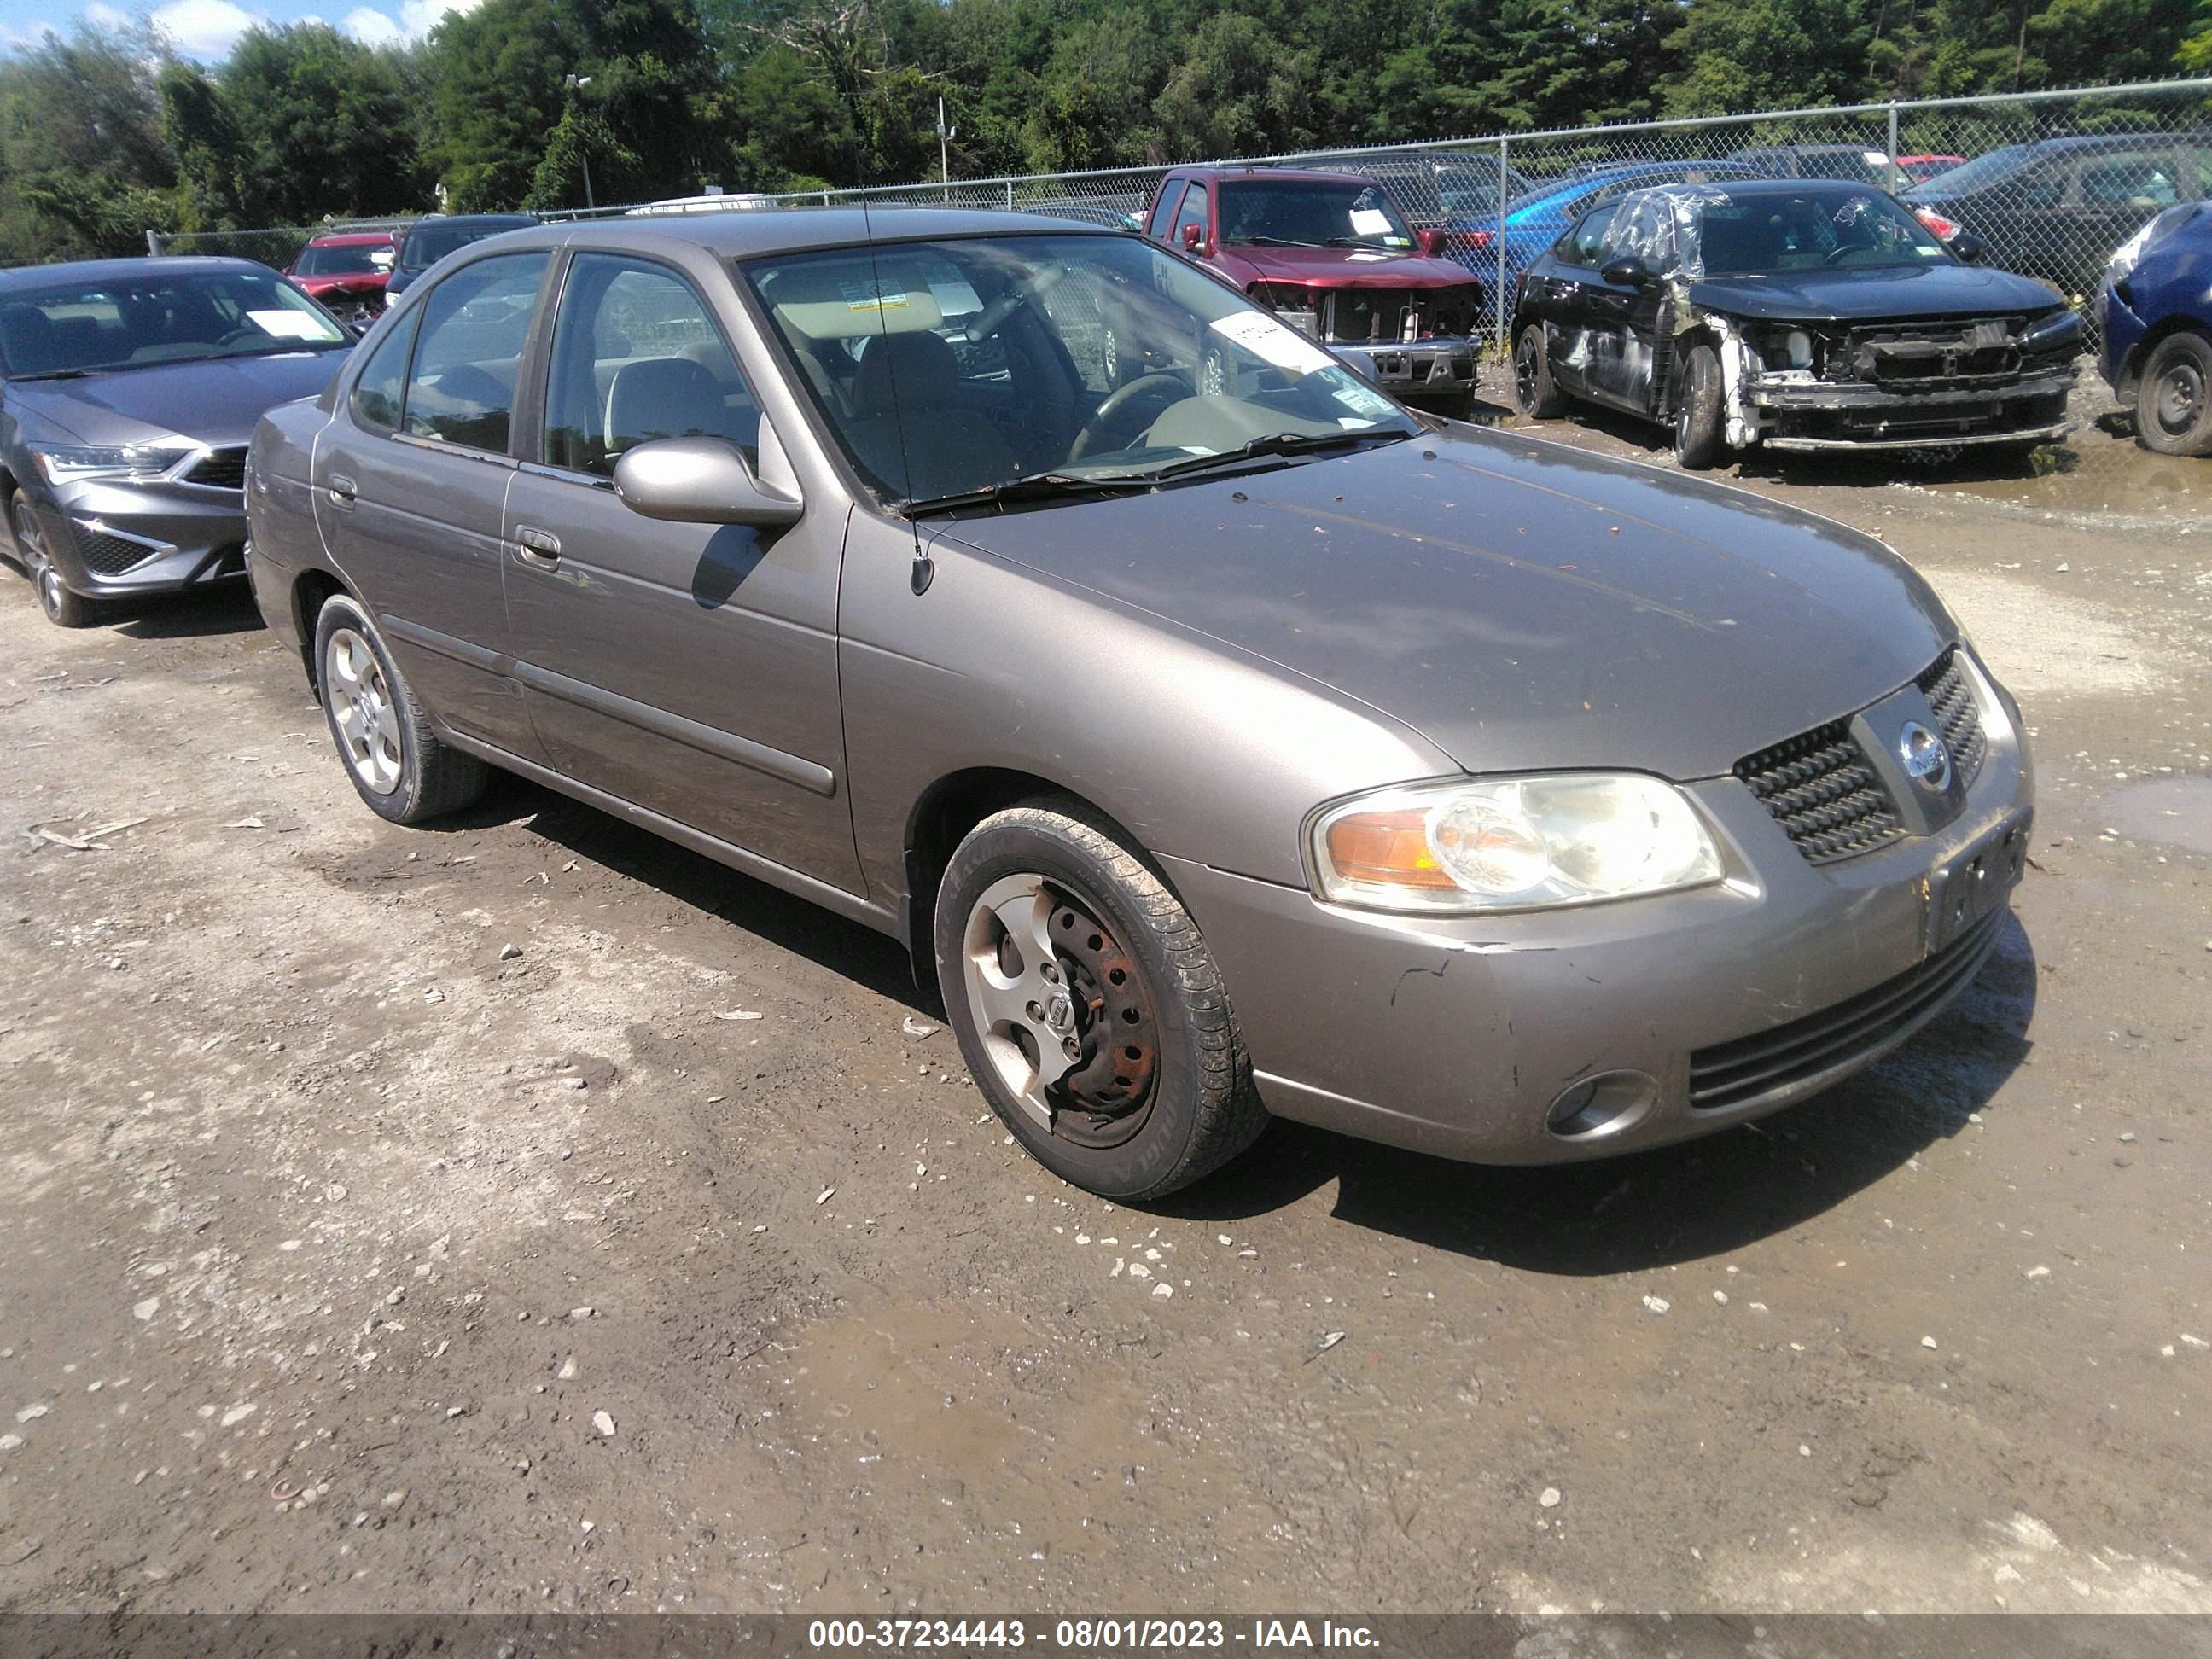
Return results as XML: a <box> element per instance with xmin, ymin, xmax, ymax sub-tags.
<box><xmin>1150</xmin><ymin>12</ymin><xmax>1318</xmax><ymax>160</ymax></box>
<box><xmin>1662</xmin><ymin>0</ymin><xmax>1877</xmax><ymax>114</ymax></box>
<box><xmin>0</xmin><ymin>23</ymin><xmax>178</xmax><ymax>262</ymax></box>
<box><xmin>212</xmin><ymin>24</ymin><xmax>429</xmax><ymax>223</ymax></box>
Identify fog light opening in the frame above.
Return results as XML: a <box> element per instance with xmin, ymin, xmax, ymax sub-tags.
<box><xmin>1545</xmin><ymin>1070</ymin><xmax>1658</xmax><ymax>1141</ymax></box>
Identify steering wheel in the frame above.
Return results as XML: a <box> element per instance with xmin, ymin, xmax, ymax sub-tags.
<box><xmin>1067</xmin><ymin>372</ymin><xmax>1189</xmax><ymax>462</ymax></box>
<box><xmin>1821</xmin><ymin>244</ymin><xmax>1864</xmax><ymax>266</ymax></box>
<box><xmin>215</xmin><ymin>325</ymin><xmax>264</xmax><ymax>347</ymax></box>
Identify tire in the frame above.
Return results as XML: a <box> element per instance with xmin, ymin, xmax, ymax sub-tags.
<box><xmin>1673</xmin><ymin>341</ymin><xmax>1726</xmax><ymax>470</ymax></box>
<box><xmin>2134</xmin><ymin>331</ymin><xmax>2212</xmax><ymax>457</ymax></box>
<box><xmin>9</xmin><ymin>490</ymin><xmax>98</xmax><ymax>628</ymax></box>
<box><xmin>311</xmin><ymin>591</ymin><xmax>488</xmax><ymax>824</ymax></box>
<box><xmin>934</xmin><ymin>802</ymin><xmax>1267</xmax><ymax>1201</ymax></box>
<box><xmin>1512</xmin><ymin>321</ymin><xmax>1566</xmax><ymax>418</ymax></box>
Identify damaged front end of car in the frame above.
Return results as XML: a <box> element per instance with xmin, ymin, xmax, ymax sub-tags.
<box><xmin>1698</xmin><ymin>306</ymin><xmax>2081</xmax><ymax>451</ymax></box>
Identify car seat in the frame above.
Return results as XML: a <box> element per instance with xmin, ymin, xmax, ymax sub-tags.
<box><xmin>841</xmin><ymin>331</ymin><xmax>1018</xmax><ymax>500</ymax></box>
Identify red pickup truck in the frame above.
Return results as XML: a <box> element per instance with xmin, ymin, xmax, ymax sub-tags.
<box><xmin>285</xmin><ymin>232</ymin><xmax>397</xmax><ymax>325</ymax></box>
<box><xmin>1143</xmin><ymin>166</ymin><xmax>1485</xmax><ymax>414</ymax></box>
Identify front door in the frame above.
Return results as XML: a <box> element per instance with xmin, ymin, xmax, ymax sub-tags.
<box><xmin>501</xmin><ymin>251</ymin><xmax>862</xmax><ymax>894</ymax></box>
<box><xmin>312</xmin><ymin>248</ymin><xmax>553</xmax><ymax>760</ymax></box>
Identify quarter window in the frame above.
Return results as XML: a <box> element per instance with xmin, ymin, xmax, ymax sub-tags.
<box><xmin>543</xmin><ymin>254</ymin><xmax>759</xmax><ymax>476</ymax></box>
<box><xmin>400</xmin><ymin>251</ymin><xmax>550</xmax><ymax>453</ymax></box>
<box><xmin>348</xmin><ymin>310</ymin><xmax>419</xmax><ymax>432</ymax></box>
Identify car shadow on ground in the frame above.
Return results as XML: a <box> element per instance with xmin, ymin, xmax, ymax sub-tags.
<box><xmin>108</xmin><ymin>585</ymin><xmax>265</xmax><ymax>641</ymax></box>
<box><xmin>1161</xmin><ymin>911</ymin><xmax>2039</xmax><ymax>1275</ymax></box>
<box><xmin>420</xmin><ymin>770</ymin><xmax>925</xmax><ymax>1007</ymax></box>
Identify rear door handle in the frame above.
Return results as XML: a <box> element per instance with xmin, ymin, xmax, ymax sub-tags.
<box><xmin>514</xmin><ymin>526</ymin><xmax>561</xmax><ymax>566</ymax></box>
<box><xmin>327</xmin><ymin>474</ymin><xmax>357</xmax><ymax>508</ymax></box>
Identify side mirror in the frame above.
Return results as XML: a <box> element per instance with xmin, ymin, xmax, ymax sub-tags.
<box><xmin>614</xmin><ymin>436</ymin><xmax>803</xmax><ymax>527</ymax></box>
<box><xmin>1948</xmin><ymin>230</ymin><xmax>1988</xmax><ymax>265</ymax></box>
<box><xmin>1180</xmin><ymin>222</ymin><xmax>1204</xmax><ymax>253</ymax></box>
<box><xmin>1417</xmin><ymin>227</ymin><xmax>1449</xmax><ymax>259</ymax></box>
<box><xmin>1600</xmin><ymin>254</ymin><xmax>1656</xmax><ymax>288</ymax></box>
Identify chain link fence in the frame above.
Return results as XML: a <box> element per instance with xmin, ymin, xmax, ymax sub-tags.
<box><xmin>148</xmin><ymin>79</ymin><xmax>2212</xmax><ymax>501</ymax></box>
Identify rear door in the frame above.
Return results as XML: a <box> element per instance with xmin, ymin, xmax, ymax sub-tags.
<box><xmin>499</xmin><ymin>248</ymin><xmax>862</xmax><ymax>892</ymax></box>
<box><xmin>312</xmin><ymin>248</ymin><xmax>553</xmax><ymax>760</ymax></box>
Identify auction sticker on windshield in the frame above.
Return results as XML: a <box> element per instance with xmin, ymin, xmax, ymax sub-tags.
<box><xmin>1209</xmin><ymin>311</ymin><xmax>1336</xmax><ymax>375</ymax></box>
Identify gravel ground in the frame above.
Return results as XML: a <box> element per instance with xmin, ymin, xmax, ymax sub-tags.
<box><xmin>0</xmin><ymin>411</ymin><xmax>2206</xmax><ymax>1617</ymax></box>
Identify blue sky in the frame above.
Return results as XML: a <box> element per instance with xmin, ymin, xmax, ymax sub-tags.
<box><xmin>1</xmin><ymin>0</ymin><xmax>483</xmax><ymax>61</ymax></box>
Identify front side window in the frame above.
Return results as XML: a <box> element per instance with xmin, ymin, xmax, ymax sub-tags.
<box><xmin>0</xmin><ymin>268</ymin><xmax>346</xmax><ymax>379</ymax></box>
<box><xmin>1557</xmin><ymin>207</ymin><xmax>1619</xmax><ymax>268</ymax></box>
<box><xmin>1215</xmin><ymin>180</ymin><xmax>1412</xmax><ymax>249</ymax></box>
<box><xmin>1173</xmin><ymin>185</ymin><xmax>1211</xmax><ymax>246</ymax></box>
<box><xmin>744</xmin><ymin>233</ymin><xmax>1417</xmax><ymax>507</ymax></box>
<box><xmin>544</xmin><ymin>253</ymin><xmax>760</xmax><ymax>476</ymax></box>
<box><xmin>1146</xmin><ymin>183</ymin><xmax>1185</xmax><ymax>241</ymax></box>
<box><xmin>401</xmin><ymin>251</ymin><xmax>549</xmax><ymax>453</ymax></box>
<box><xmin>2076</xmin><ymin>152</ymin><xmax>2180</xmax><ymax>208</ymax></box>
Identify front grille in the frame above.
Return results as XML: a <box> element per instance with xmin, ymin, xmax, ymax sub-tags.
<box><xmin>1687</xmin><ymin>908</ymin><xmax>2002</xmax><ymax>1112</ymax></box>
<box><xmin>1916</xmin><ymin>647</ymin><xmax>1987</xmax><ymax>790</ymax></box>
<box><xmin>1323</xmin><ymin>286</ymin><xmax>1479</xmax><ymax>344</ymax></box>
<box><xmin>1734</xmin><ymin>720</ymin><xmax>1905</xmax><ymax>864</ymax></box>
<box><xmin>185</xmin><ymin>446</ymin><xmax>248</xmax><ymax>490</ymax></box>
<box><xmin>1834</xmin><ymin>317</ymin><xmax>2024</xmax><ymax>388</ymax></box>
<box><xmin>73</xmin><ymin>524</ymin><xmax>160</xmax><ymax>575</ymax></box>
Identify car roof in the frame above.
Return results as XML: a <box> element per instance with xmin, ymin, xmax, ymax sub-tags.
<box><xmin>1179</xmin><ymin>166</ymin><xmax>1386</xmax><ymax>187</ymax></box>
<box><xmin>466</xmin><ymin>207</ymin><xmax>1121</xmax><ymax>263</ymax></box>
<box><xmin>1630</xmin><ymin>178</ymin><xmax>1896</xmax><ymax>200</ymax></box>
<box><xmin>306</xmin><ymin>231</ymin><xmax>396</xmax><ymax>245</ymax></box>
<box><xmin>409</xmin><ymin>213</ymin><xmax>539</xmax><ymax>229</ymax></box>
<box><xmin>0</xmin><ymin>255</ymin><xmax>269</xmax><ymax>293</ymax></box>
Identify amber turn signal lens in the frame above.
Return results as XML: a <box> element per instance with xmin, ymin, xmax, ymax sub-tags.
<box><xmin>1323</xmin><ymin>808</ymin><xmax>1458</xmax><ymax>889</ymax></box>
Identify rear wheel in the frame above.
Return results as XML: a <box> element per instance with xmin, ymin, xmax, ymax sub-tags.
<box><xmin>935</xmin><ymin>803</ymin><xmax>1266</xmax><ymax>1201</ymax></box>
<box><xmin>312</xmin><ymin>592</ymin><xmax>489</xmax><ymax>824</ymax></box>
<box><xmin>1512</xmin><ymin>322</ymin><xmax>1566</xmax><ymax>418</ymax></box>
<box><xmin>1673</xmin><ymin>341</ymin><xmax>1726</xmax><ymax>470</ymax></box>
<box><xmin>9</xmin><ymin>490</ymin><xmax>97</xmax><ymax>628</ymax></box>
<box><xmin>2135</xmin><ymin>331</ymin><xmax>2212</xmax><ymax>457</ymax></box>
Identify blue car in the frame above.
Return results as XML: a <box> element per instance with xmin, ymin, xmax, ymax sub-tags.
<box><xmin>2099</xmin><ymin>201</ymin><xmax>2212</xmax><ymax>455</ymax></box>
<box><xmin>1443</xmin><ymin>160</ymin><xmax>1768</xmax><ymax>286</ymax></box>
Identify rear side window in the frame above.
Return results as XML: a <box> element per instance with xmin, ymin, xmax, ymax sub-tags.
<box><xmin>401</xmin><ymin>252</ymin><xmax>549</xmax><ymax>453</ymax></box>
<box><xmin>348</xmin><ymin>311</ymin><xmax>419</xmax><ymax>432</ymax></box>
<box><xmin>543</xmin><ymin>253</ymin><xmax>759</xmax><ymax>476</ymax></box>
<box><xmin>2076</xmin><ymin>151</ymin><xmax>2181</xmax><ymax>208</ymax></box>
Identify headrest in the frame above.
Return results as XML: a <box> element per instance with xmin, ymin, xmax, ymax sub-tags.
<box><xmin>605</xmin><ymin>358</ymin><xmax>725</xmax><ymax>448</ymax></box>
<box><xmin>852</xmin><ymin>330</ymin><xmax>960</xmax><ymax>418</ymax></box>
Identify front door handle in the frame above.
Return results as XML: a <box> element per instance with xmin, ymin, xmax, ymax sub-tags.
<box><xmin>513</xmin><ymin>526</ymin><xmax>561</xmax><ymax>568</ymax></box>
<box><xmin>327</xmin><ymin>474</ymin><xmax>357</xmax><ymax>509</ymax></box>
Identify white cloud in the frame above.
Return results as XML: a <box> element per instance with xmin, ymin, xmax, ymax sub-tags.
<box><xmin>148</xmin><ymin>0</ymin><xmax>265</xmax><ymax>58</ymax></box>
<box><xmin>341</xmin><ymin>5</ymin><xmax>402</xmax><ymax>44</ymax></box>
<box><xmin>84</xmin><ymin>2</ymin><xmax>132</xmax><ymax>31</ymax></box>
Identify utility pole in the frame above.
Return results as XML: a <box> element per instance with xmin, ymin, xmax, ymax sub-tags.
<box><xmin>936</xmin><ymin>96</ymin><xmax>955</xmax><ymax>189</ymax></box>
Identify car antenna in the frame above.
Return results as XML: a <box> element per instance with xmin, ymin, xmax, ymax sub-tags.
<box><xmin>859</xmin><ymin>195</ymin><xmax>934</xmax><ymax>595</ymax></box>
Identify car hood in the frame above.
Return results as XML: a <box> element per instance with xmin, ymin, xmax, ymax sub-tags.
<box><xmin>297</xmin><ymin>271</ymin><xmax>391</xmax><ymax>294</ymax></box>
<box><xmin>9</xmin><ymin>352</ymin><xmax>344</xmax><ymax>449</ymax></box>
<box><xmin>1686</xmin><ymin>263</ymin><xmax>2062</xmax><ymax>321</ymax></box>
<box><xmin>935</xmin><ymin>428</ymin><xmax>1956</xmax><ymax>781</ymax></box>
<box><xmin>1225</xmin><ymin>245</ymin><xmax>1477</xmax><ymax>289</ymax></box>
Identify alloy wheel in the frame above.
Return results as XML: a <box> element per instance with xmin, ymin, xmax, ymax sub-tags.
<box><xmin>11</xmin><ymin>498</ymin><xmax>64</xmax><ymax>620</ymax></box>
<box><xmin>323</xmin><ymin>626</ymin><xmax>403</xmax><ymax>795</ymax></box>
<box><xmin>960</xmin><ymin>871</ymin><xmax>1159</xmax><ymax>1148</ymax></box>
<box><xmin>1514</xmin><ymin>332</ymin><xmax>1540</xmax><ymax>409</ymax></box>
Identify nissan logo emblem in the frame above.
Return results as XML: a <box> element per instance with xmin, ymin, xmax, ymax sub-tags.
<box><xmin>1898</xmin><ymin>720</ymin><xmax>1953</xmax><ymax>795</ymax></box>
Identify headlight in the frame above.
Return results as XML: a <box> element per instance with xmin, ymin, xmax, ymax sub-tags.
<box><xmin>2104</xmin><ymin>203</ymin><xmax>2193</xmax><ymax>291</ymax></box>
<box><xmin>30</xmin><ymin>444</ymin><xmax>194</xmax><ymax>484</ymax></box>
<box><xmin>1761</xmin><ymin>329</ymin><xmax>1814</xmax><ymax>370</ymax></box>
<box><xmin>1308</xmin><ymin>774</ymin><xmax>1725</xmax><ymax>913</ymax></box>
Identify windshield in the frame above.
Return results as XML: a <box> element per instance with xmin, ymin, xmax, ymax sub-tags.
<box><xmin>400</xmin><ymin>220</ymin><xmax>529</xmax><ymax>273</ymax></box>
<box><xmin>296</xmin><ymin>242</ymin><xmax>393</xmax><ymax>276</ymax></box>
<box><xmin>0</xmin><ymin>268</ymin><xmax>347</xmax><ymax>377</ymax></box>
<box><xmin>1215</xmin><ymin>181</ymin><xmax>1414</xmax><ymax>248</ymax></box>
<box><xmin>742</xmin><ymin>233</ymin><xmax>1417</xmax><ymax>507</ymax></box>
<box><xmin>1691</xmin><ymin>188</ymin><xmax>1949</xmax><ymax>275</ymax></box>
<box><xmin>1902</xmin><ymin>143</ymin><xmax>2034</xmax><ymax>200</ymax></box>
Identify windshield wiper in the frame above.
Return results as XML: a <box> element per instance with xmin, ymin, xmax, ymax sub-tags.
<box><xmin>1147</xmin><ymin>427</ymin><xmax>1412</xmax><ymax>481</ymax></box>
<box><xmin>1324</xmin><ymin>236</ymin><xmax>1397</xmax><ymax>248</ymax></box>
<box><xmin>901</xmin><ymin>471</ymin><xmax>1153</xmax><ymax>516</ymax></box>
<box><xmin>1243</xmin><ymin>236</ymin><xmax>1327</xmax><ymax>248</ymax></box>
<box><xmin>13</xmin><ymin>367</ymin><xmax>91</xmax><ymax>381</ymax></box>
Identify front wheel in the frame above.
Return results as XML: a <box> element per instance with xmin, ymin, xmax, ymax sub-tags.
<box><xmin>1673</xmin><ymin>341</ymin><xmax>1726</xmax><ymax>470</ymax></box>
<box><xmin>934</xmin><ymin>803</ymin><xmax>1266</xmax><ymax>1200</ymax></box>
<box><xmin>9</xmin><ymin>490</ymin><xmax>97</xmax><ymax>628</ymax></box>
<box><xmin>2135</xmin><ymin>331</ymin><xmax>2212</xmax><ymax>457</ymax></box>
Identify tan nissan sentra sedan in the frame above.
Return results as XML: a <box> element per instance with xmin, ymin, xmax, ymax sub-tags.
<box><xmin>244</xmin><ymin>208</ymin><xmax>2032</xmax><ymax>1199</ymax></box>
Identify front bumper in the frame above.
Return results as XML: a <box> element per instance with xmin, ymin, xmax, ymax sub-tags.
<box><xmin>1744</xmin><ymin>367</ymin><xmax>2076</xmax><ymax>450</ymax></box>
<box><xmin>1161</xmin><ymin>659</ymin><xmax>2034</xmax><ymax>1166</ymax></box>
<box><xmin>23</xmin><ymin>473</ymin><xmax>251</xmax><ymax>600</ymax></box>
<box><xmin>1330</xmin><ymin>336</ymin><xmax>1480</xmax><ymax>400</ymax></box>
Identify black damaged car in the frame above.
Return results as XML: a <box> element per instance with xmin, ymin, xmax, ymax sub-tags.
<box><xmin>1510</xmin><ymin>178</ymin><xmax>2083</xmax><ymax>469</ymax></box>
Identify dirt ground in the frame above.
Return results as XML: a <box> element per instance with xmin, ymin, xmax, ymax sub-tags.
<box><xmin>0</xmin><ymin>393</ymin><xmax>2207</xmax><ymax>1620</ymax></box>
